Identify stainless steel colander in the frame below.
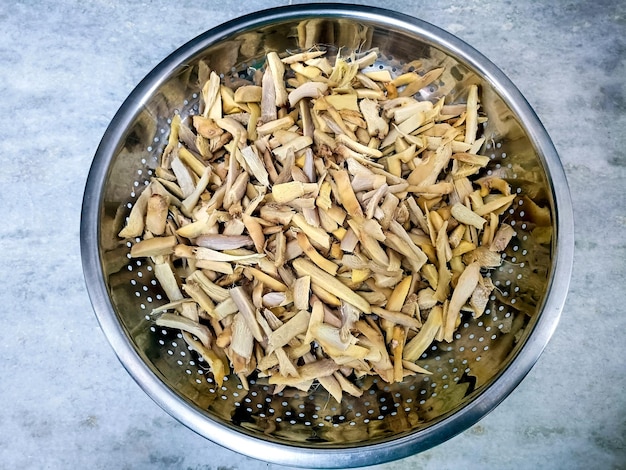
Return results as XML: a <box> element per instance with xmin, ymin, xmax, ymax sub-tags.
<box><xmin>81</xmin><ymin>5</ymin><xmax>573</xmax><ymax>468</ymax></box>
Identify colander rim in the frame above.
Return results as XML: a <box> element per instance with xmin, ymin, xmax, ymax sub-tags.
<box><xmin>80</xmin><ymin>4</ymin><xmax>574</xmax><ymax>467</ymax></box>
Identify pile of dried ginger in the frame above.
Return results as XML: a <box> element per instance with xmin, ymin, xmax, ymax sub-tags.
<box><xmin>119</xmin><ymin>48</ymin><xmax>516</xmax><ymax>402</ymax></box>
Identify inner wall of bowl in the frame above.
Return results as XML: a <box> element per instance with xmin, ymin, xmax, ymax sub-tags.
<box><xmin>99</xmin><ymin>16</ymin><xmax>553</xmax><ymax>445</ymax></box>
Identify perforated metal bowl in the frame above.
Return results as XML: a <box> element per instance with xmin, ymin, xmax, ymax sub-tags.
<box><xmin>81</xmin><ymin>4</ymin><xmax>573</xmax><ymax>468</ymax></box>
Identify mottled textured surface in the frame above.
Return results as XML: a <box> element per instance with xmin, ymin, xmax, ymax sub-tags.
<box><xmin>0</xmin><ymin>0</ymin><xmax>624</xmax><ymax>469</ymax></box>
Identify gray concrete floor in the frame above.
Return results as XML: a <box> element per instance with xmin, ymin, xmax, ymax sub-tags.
<box><xmin>0</xmin><ymin>1</ymin><xmax>624</xmax><ymax>468</ymax></box>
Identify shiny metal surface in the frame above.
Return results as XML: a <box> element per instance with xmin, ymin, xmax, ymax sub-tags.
<box><xmin>81</xmin><ymin>4</ymin><xmax>574</xmax><ymax>468</ymax></box>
